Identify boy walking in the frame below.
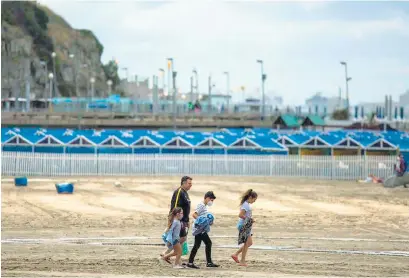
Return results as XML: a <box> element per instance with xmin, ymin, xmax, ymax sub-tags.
<box><xmin>187</xmin><ymin>191</ymin><xmax>219</xmax><ymax>269</ymax></box>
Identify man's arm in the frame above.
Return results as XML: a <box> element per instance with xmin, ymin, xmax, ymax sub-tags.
<box><xmin>169</xmin><ymin>191</ymin><xmax>176</xmax><ymax>212</ymax></box>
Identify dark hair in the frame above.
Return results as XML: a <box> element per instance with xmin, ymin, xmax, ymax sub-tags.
<box><xmin>240</xmin><ymin>189</ymin><xmax>257</xmax><ymax>205</ymax></box>
<box><xmin>181</xmin><ymin>176</ymin><xmax>192</xmax><ymax>185</ymax></box>
<box><xmin>167</xmin><ymin>207</ymin><xmax>183</xmax><ymax>231</ymax></box>
<box><xmin>204</xmin><ymin>191</ymin><xmax>216</xmax><ymax>200</ymax></box>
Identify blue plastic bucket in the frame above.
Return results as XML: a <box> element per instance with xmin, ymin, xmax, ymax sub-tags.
<box><xmin>15</xmin><ymin>177</ymin><xmax>28</xmax><ymax>186</ymax></box>
<box><xmin>55</xmin><ymin>183</ymin><xmax>74</xmax><ymax>194</ymax></box>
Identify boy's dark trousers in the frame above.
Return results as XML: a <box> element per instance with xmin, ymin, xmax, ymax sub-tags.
<box><xmin>188</xmin><ymin>232</ymin><xmax>212</xmax><ymax>263</ymax></box>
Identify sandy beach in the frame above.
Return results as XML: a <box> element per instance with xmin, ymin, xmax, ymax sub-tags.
<box><xmin>2</xmin><ymin>176</ymin><xmax>409</xmax><ymax>277</ymax></box>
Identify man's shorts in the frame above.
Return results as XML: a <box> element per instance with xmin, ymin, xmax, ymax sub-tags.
<box><xmin>180</xmin><ymin>221</ymin><xmax>189</xmax><ymax>237</ymax></box>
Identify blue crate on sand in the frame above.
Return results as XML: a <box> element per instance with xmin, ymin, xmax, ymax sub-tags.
<box><xmin>55</xmin><ymin>183</ymin><xmax>74</xmax><ymax>194</ymax></box>
<box><xmin>15</xmin><ymin>177</ymin><xmax>28</xmax><ymax>186</ymax></box>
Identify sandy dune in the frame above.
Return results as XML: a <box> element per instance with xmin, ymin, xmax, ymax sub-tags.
<box><xmin>2</xmin><ymin>176</ymin><xmax>409</xmax><ymax>277</ymax></box>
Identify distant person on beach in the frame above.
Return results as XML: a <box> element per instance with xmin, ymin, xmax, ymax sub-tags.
<box><xmin>187</xmin><ymin>191</ymin><xmax>219</xmax><ymax>269</ymax></box>
<box><xmin>357</xmin><ymin>174</ymin><xmax>383</xmax><ymax>184</ymax></box>
<box><xmin>231</xmin><ymin>189</ymin><xmax>258</xmax><ymax>267</ymax></box>
<box><xmin>395</xmin><ymin>153</ymin><xmax>407</xmax><ymax>177</ymax></box>
<box><xmin>161</xmin><ymin>207</ymin><xmax>184</xmax><ymax>268</ymax></box>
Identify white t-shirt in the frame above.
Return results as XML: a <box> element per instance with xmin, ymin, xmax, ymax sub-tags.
<box><xmin>238</xmin><ymin>201</ymin><xmax>252</xmax><ymax>226</ymax></box>
<box><xmin>195</xmin><ymin>202</ymin><xmax>208</xmax><ymax>217</ymax></box>
<box><xmin>192</xmin><ymin>202</ymin><xmax>209</xmax><ymax>235</ymax></box>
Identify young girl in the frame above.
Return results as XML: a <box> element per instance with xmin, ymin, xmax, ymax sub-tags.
<box><xmin>231</xmin><ymin>189</ymin><xmax>258</xmax><ymax>267</ymax></box>
<box><xmin>161</xmin><ymin>207</ymin><xmax>185</xmax><ymax>269</ymax></box>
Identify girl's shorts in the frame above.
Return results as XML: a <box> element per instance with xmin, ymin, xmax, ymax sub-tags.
<box><xmin>162</xmin><ymin>234</ymin><xmax>180</xmax><ymax>247</ymax></box>
<box><xmin>237</xmin><ymin>222</ymin><xmax>253</xmax><ymax>236</ymax></box>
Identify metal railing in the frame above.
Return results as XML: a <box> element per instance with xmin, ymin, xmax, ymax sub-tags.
<box><xmin>1</xmin><ymin>152</ymin><xmax>396</xmax><ymax>180</ymax></box>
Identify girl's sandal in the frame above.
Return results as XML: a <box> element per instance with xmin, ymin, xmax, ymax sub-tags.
<box><xmin>231</xmin><ymin>255</ymin><xmax>240</xmax><ymax>263</ymax></box>
<box><xmin>160</xmin><ymin>254</ymin><xmax>172</xmax><ymax>265</ymax></box>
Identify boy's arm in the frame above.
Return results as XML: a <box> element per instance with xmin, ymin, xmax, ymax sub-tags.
<box><xmin>193</xmin><ymin>203</ymin><xmax>205</xmax><ymax>219</ymax></box>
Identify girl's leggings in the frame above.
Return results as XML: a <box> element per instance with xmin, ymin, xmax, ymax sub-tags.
<box><xmin>188</xmin><ymin>232</ymin><xmax>212</xmax><ymax>263</ymax></box>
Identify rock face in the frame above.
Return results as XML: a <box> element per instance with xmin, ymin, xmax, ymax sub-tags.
<box><xmin>1</xmin><ymin>1</ymin><xmax>107</xmax><ymax>99</ymax></box>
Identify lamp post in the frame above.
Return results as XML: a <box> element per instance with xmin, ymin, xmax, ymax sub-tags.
<box><xmin>152</xmin><ymin>75</ymin><xmax>159</xmax><ymax>114</ymax></box>
<box><xmin>107</xmin><ymin>79</ymin><xmax>113</xmax><ymax>96</ymax></box>
<box><xmin>192</xmin><ymin>68</ymin><xmax>199</xmax><ymax>100</ymax></box>
<box><xmin>40</xmin><ymin>61</ymin><xmax>48</xmax><ymax>98</ymax></box>
<box><xmin>208</xmin><ymin>75</ymin><xmax>215</xmax><ymax>113</ymax></box>
<box><xmin>190</xmin><ymin>75</ymin><xmax>194</xmax><ymax>103</ymax></box>
<box><xmin>172</xmin><ymin>70</ymin><xmax>177</xmax><ymax>129</ymax></box>
<box><xmin>340</xmin><ymin>61</ymin><xmax>351</xmax><ymax>111</ymax></box>
<box><xmin>90</xmin><ymin>77</ymin><xmax>95</xmax><ymax>100</ymax></box>
<box><xmin>51</xmin><ymin>52</ymin><xmax>58</xmax><ymax>97</ymax></box>
<box><xmin>48</xmin><ymin>73</ymin><xmax>54</xmax><ymax>112</ymax></box>
<box><xmin>223</xmin><ymin>71</ymin><xmax>230</xmax><ymax>112</ymax></box>
<box><xmin>167</xmin><ymin>58</ymin><xmax>174</xmax><ymax>102</ymax></box>
<box><xmin>69</xmin><ymin>53</ymin><xmax>76</xmax><ymax>97</ymax></box>
<box><xmin>122</xmin><ymin>67</ymin><xmax>129</xmax><ymax>96</ymax></box>
<box><xmin>159</xmin><ymin>68</ymin><xmax>165</xmax><ymax>92</ymax></box>
<box><xmin>257</xmin><ymin>59</ymin><xmax>266</xmax><ymax>119</ymax></box>
<box><xmin>80</xmin><ymin>63</ymin><xmax>89</xmax><ymax>96</ymax></box>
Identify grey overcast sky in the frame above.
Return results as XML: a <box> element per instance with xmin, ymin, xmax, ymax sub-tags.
<box><xmin>39</xmin><ymin>0</ymin><xmax>409</xmax><ymax>105</ymax></box>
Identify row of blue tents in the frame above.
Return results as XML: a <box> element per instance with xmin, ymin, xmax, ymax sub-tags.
<box><xmin>1</xmin><ymin>127</ymin><xmax>409</xmax><ymax>154</ymax></box>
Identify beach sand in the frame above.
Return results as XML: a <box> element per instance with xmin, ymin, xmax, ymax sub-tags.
<box><xmin>2</xmin><ymin>176</ymin><xmax>409</xmax><ymax>277</ymax></box>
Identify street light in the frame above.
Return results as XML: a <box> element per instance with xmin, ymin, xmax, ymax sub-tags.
<box><xmin>51</xmin><ymin>52</ymin><xmax>57</xmax><ymax>97</ymax></box>
<box><xmin>167</xmin><ymin>58</ymin><xmax>174</xmax><ymax>98</ymax></box>
<box><xmin>190</xmin><ymin>75</ymin><xmax>194</xmax><ymax>102</ymax></box>
<box><xmin>340</xmin><ymin>61</ymin><xmax>351</xmax><ymax>110</ymax></box>
<box><xmin>68</xmin><ymin>53</ymin><xmax>77</xmax><ymax>97</ymax></box>
<box><xmin>192</xmin><ymin>69</ymin><xmax>199</xmax><ymax>100</ymax></box>
<box><xmin>121</xmin><ymin>67</ymin><xmax>129</xmax><ymax>96</ymax></box>
<box><xmin>159</xmin><ymin>68</ymin><xmax>165</xmax><ymax>90</ymax></box>
<box><xmin>48</xmin><ymin>73</ymin><xmax>54</xmax><ymax>112</ymax></box>
<box><xmin>223</xmin><ymin>71</ymin><xmax>230</xmax><ymax>112</ymax></box>
<box><xmin>90</xmin><ymin>77</ymin><xmax>95</xmax><ymax>100</ymax></box>
<box><xmin>257</xmin><ymin>59</ymin><xmax>266</xmax><ymax>119</ymax></box>
<box><xmin>172</xmin><ymin>70</ymin><xmax>177</xmax><ymax>128</ymax></box>
<box><xmin>208</xmin><ymin>75</ymin><xmax>216</xmax><ymax>113</ymax></box>
<box><xmin>107</xmin><ymin>79</ymin><xmax>113</xmax><ymax>96</ymax></box>
<box><xmin>40</xmin><ymin>61</ymin><xmax>48</xmax><ymax>97</ymax></box>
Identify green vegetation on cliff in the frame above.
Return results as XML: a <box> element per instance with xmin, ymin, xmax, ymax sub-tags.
<box><xmin>2</xmin><ymin>1</ymin><xmax>54</xmax><ymax>65</ymax></box>
<box><xmin>1</xmin><ymin>1</ymin><xmax>109</xmax><ymax>97</ymax></box>
<box><xmin>79</xmin><ymin>29</ymin><xmax>104</xmax><ymax>56</ymax></box>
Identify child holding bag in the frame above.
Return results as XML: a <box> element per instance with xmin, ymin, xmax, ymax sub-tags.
<box><xmin>231</xmin><ymin>189</ymin><xmax>258</xmax><ymax>267</ymax></box>
<box><xmin>187</xmin><ymin>191</ymin><xmax>219</xmax><ymax>269</ymax></box>
<box><xmin>161</xmin><ymin>207</ymin><xmax>185</xmax><ymax>269</ymax></box>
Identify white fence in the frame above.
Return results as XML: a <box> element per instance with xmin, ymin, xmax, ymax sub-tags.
<box><xmin>1</xmin><ymin>152</ymin><xmax>397</xmax><ymax>180</ymax></box>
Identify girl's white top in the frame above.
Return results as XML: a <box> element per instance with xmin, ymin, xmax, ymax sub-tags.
<box><xmin>238</xmin><ymin>201</ymin><xmax>252</xmax><ymax>226</ymax></box>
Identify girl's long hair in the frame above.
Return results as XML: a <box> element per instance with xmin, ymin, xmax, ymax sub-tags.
<box><xmin>167</xmin><ymin>207</ymin><xmax>182</xmax><ymax>231</ymax></box>
<box><xmin>240</xmin><ymin>189</ymin><xmax>258</xmax><ymax>205</ymax></box>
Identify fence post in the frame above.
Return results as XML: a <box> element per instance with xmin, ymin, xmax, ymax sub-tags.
<box><xmin>96</xmin><ymin>153</ymin><xmax>99</xmax><ymax>176</ymax></box>
<box><xmin>331</xmin><ymin>154</ymin><xmax>334</xmax><ymax>180</ymax></box>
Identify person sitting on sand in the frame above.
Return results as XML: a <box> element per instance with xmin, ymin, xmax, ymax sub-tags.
<box><xmin>357</xmin><ymin>174</ymin><xmax>383</xmax><ymax>184</ymax></box>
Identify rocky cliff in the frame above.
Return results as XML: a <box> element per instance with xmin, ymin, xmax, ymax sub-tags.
<box><xmin>1</xmin><ymin>1</ymin><xmax>107</xmax><ymax>99</ymax></box>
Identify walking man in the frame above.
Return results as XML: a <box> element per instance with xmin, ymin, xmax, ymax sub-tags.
<box><xmin>170</xmin><ymin>176</ymin><xmax>193</xmax><ymax>244</ymax></box>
